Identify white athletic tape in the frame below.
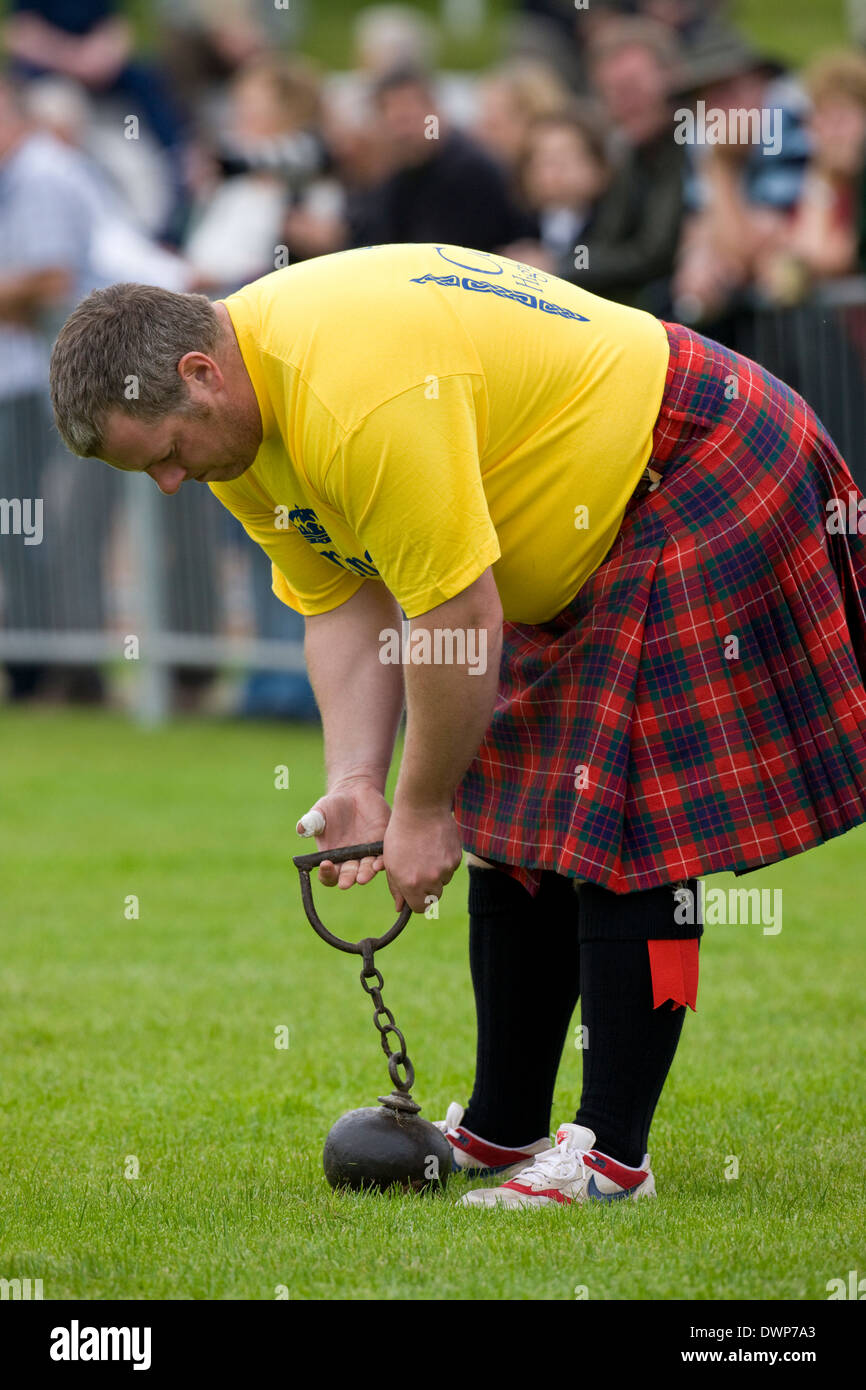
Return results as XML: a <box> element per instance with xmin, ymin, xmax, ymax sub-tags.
<box><xmin>298</xmin><ymin>808</ymin><xmax>326</xmax><ymax>837</ymax></box>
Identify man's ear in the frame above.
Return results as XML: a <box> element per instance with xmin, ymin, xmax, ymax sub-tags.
<box><xmin>177</xmin><ymin>350</ymin><xmax>222</xmax><ymax>392</ymax></box>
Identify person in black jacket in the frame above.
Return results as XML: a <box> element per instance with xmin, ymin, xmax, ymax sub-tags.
<box><xmin>505</xmin><ymin>18</ymin><xmax>685</xmax><ymax>316</ymax></box>
<box><xmin>573</xmin><ymin>17</ymin><xmax>685</xmax><ymax>313</ymax></box>
<box><xmin>348</xmin><ymin>66</ymin><xmax>532</xmax><ymax>253</ymax></box>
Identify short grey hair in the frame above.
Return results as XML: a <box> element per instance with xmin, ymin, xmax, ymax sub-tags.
<box><xmin>49</xmin><ymin>282</ymin><xmax>221</xmax><ymax>457</ymax></box>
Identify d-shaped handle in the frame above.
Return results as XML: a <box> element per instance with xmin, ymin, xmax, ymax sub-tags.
<box><xmin>292</xmin><ymin>841</ymin><xmax>412</xmax><ymax>953</ymax></box>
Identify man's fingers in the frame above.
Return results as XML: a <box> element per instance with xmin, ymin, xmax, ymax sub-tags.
<box><xmin>317</xmin><ymin>855</ymin><xmax>385</xmax><ymax>889</ymax></box>
<box><xmin>317</xmin><ymin>858</ymin><xmax>339</xmax><ymax>887</ymax></box>
<box><xmin>338</xmin><ymin>859</ymin><xmax>360</xmax><ymax>889</ymax></box>
<box><xmin>384</xmin><ymin>867</ymin><xmax>408</xmax><ymax>913</ymax></box>
<box><xmin>315</xmin><ymin>858</ymin><xmax>358</xmax><ymax>888</ymax></box>
<box><xmin>355</xmin><ymin>854</ymin><xmax>384</xmax><ymax>885</ymax></box>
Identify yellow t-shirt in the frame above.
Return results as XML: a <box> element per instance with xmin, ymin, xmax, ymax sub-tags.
<box><xmin>211</xmin><ymin>243</ymin><xmax>669</xmax><ymax>623</ymax></box>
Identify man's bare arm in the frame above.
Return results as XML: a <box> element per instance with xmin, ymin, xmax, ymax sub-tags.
<box><xmin>394</xmin><ymin>567</ymin><xmax>502</xmax><ymax>814</ymax></box>
<box><xmin>299</xmin><ymin>566</ymin><xmax>503</xmax><ymax>912</ymax></box>
<box><xmin>301</xmin><ymin>578</ymin><xmax>405</xmax><ymax>888</ymax></box>
<box><xmin>385</xmin><ymin>566</ymin><xmax>503</xmax><ymax>911</ymax></box>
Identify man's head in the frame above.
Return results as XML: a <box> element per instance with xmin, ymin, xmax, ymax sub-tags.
<box><xmin>589</xmin><ymin>18</ymin><xmax>681</xmax><ymax>147</ymax></box>
<box><xmin>804</xmin><ymin>50</ymin><xmax>866</xmax><ymax>178</ymax></box>
<box><xmin>49</xmin><ymin>283</ymin><xmax>263</xmax><ymax>494</ymax></box>
<box><xmin>373</xmin><ymin>65</ymin><xmax>441</xmax><ymax>169</ymax></box>
<box><xmin>522</xmin><ymin>108</ymin><xmax>611</xmax><ymax>213</ymax></box>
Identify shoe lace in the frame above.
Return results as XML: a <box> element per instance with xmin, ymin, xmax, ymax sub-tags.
<box><xmin>516</xmin><ymin>1142</ymin><xmax>592</xmax><ymax>1187</ymax></box>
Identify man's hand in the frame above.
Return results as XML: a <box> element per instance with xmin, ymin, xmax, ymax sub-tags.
<box><xmin>383</xmin><ymin>803</ymin><xmax>463</xmax><ymax>914</ymax></box>
<box><xmin>296</xmin><ymin>778</ymin><xmax>392</xmax><ymax>891</ymax></box>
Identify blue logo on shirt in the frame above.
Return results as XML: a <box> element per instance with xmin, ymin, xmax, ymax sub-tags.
<box><xmin>288</xmin><ymin>505</ymin><xmax>331</xmax><ymax>545</ymax></box>
<box><xmin>410</xmin><ymin>273</ymin><xmax>589</xmax><ymax>322</ymax></box>
<box><xmin>289</xmin><ymin>503</ymin><xmax>380</xmax><ymax>578</ymax></box>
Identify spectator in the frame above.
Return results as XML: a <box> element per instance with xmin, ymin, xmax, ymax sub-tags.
<box><xmin>756</xmin><ymin>51</ymin><xmax>866</xmax><ymax>305</ymax></box>
<box><xmin>332</xmin><ymin>4</ymin><xmax>474</xmax><ymax>146</ymax></box>
<box><xmin>504</xmin><ymin>105</ymin><xmax>613</xmax><ymax>271</ymax></box>
<box><xmin>518</xmin><ymin>17</ymin><xmax>685</xmax><ymax>314</ymax></box>
<box><xmin>509</xmin><ymin>0</ymin><xmax>629</xmax><ymax>94</ymax></box>
<box><xmin>347</xmin><ymin>65</ymin><xmax>532</xmax><ymax>252</ymax></box>
<box><xmin>7</xmin><ymin>72</ymin><xmax>228</xmax><ymax>713</ymax></box>
<box><xmin>3</xmin><ymin>0</ymin><xmax>189</xmax><ymax>240</ymax></box>
<box><xmin>0</xmin><ymin>71</ymin><xmax>98</xmax><ymax>702</ymax></box>
<box><xmin>301</xmin><ymin>5</ymin><xmax>470</xmax><ymax>261</ymax></box>
<box><xmin>671</xmin><ymin>26</ymin><xmax>808</xmax><ymax>327</ymax></box>
<box><xmin>157</xmin><ymin>0</ymin><xmax>306</xmax><ymax>123</ymax></box>
<box><xmin>279</xmin><ymin>79</ymin><xmax>389</xmax><ymax>264</ymax></box>
<box><xmin>24</xmin><ymin>76</ymin><xmax>193</xmax><ymax>291</ymax></box>
<box><xmin>474</xmin><ymin>59</ymin><xmax>572</xmax><ymax>180</ymax></box>
<box><xmin>184</xmin><ymin>54</ymin><xmax>326</xmax><ymax>291</ymax></box>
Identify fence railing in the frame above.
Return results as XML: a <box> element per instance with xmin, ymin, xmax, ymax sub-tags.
<box><xmin>0</xmin><ymin>431</ymin><xmax>308</xmax><ymax>723</ymax></box>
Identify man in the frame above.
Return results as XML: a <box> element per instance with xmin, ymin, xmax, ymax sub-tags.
<box><xmin>49</xmin><ymin>244</ymin><xmax>866</xmax><ymax>1208</ymax></box>
<box><xmin>346</xmin><ymin>67</ymin><xmax>531</xmax><ymax>252</ymax></box>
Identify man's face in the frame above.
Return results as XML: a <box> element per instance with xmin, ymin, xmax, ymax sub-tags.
<box><xmin>377</xmin><ymin>83</ymin><xmax>438</xmax><ymax>168</ymax></box>
<box><xmin>100</xmin><ymin>397</ymin><xmax>260</xmax><ymax>495</ymax></box>
<box><xmin>594</xmin><ymin>45</ymin><xmax>669</xmax><ymax>145</ymax></box>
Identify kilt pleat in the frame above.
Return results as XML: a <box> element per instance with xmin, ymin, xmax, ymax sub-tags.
<box><xmin>454</xmin><ymin>323</ymin><xmax>866</xmax><ymax>894</ymax></box>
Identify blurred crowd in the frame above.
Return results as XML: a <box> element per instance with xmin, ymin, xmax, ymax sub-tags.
<box><xmin>4</xmin><ymin>0</ymin><xmax>866</xmax><ymax>715</ymax></box>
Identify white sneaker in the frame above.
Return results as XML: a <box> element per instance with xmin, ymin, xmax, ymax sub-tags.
<box><xmin>434</xmin><ymin>1102</ymin><xmax>551</xmax><ymax>1179</ymax></box>
<box><xmin>458</xmin><ymin>1123</ymin><xmax>657</xmax><ymax>1208</ymax></box>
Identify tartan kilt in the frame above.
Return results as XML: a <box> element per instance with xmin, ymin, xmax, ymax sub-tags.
<box><xmin>453</xmin><ymin>321</ymin><xmax>866</xmax><ymax>896</ymax></box>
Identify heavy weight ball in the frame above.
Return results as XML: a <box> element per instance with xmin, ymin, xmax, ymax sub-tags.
<box><xmin>323</xmin><ymin>1105</ymin><xmax>452</xmax><ymax>1192</ymax></box>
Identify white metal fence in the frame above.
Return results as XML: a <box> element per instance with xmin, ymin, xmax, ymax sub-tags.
<box><xmin>0</xmin><ymin>422</ymin><xmax>307</xmax><ymax>723</ymax></box>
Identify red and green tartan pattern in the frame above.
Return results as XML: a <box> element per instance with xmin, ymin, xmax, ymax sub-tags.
<box><xmin>454</xmin><ymin>322</ymin><xmax>866</xmax><ymax>895</ymax></box>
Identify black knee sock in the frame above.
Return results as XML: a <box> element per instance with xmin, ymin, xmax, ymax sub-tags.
<box><xmin>574</xmin><ymin>880</ymin><xmax>698</xmax><ymax>1168</ymax></box>
<box><xmin>462</xmin><ymin>865</ymin><xmax>580</xmax><ymax>1147</ymax></box>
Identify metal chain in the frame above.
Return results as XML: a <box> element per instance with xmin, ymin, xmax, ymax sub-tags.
<box><xmin>359</xmin><ymin>941</ymin><xmax>415</xmax><ymax>1094</ymax></box>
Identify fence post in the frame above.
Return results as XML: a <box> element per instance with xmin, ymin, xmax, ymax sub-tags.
<box><xmin>126</xmin><ymin>473</ymin><xmax>170</xmax><ymax>726</ymax></box>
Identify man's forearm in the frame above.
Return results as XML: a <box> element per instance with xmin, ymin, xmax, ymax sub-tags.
<box><xmin>304</xmin><ymin>579</ymin><xmax>405</xmax><ymax>792</ymax></box>
<box><xmin>394</xmin><ymin>568</ymin><xmax>503</xmax><ymax>813</ymax></box>
<box><xmin>302</xmin><ymin>568</ymin><xmax>502</xmax><ymax>909</ymax></box>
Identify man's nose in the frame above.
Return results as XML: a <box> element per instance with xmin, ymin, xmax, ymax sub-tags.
<box><xmin>148</xmin><ymin>462</ymin><xmax>187</xmax><ymax>495</ymax></box>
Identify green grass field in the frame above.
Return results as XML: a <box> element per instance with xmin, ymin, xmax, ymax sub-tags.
<box><xmin>290</xmin><ymin>0</ymin><xmax>853</xmax><ymax>71</ymax></box>
<box><xmin>1</xmin><ymin>707</ymin><xmax>864</xmax><ymax>1301</ymax></box>
<box><xmin>124</xmin><ymin>0</ymin><xmax>851</xmax><ymax>71</ymax></box>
